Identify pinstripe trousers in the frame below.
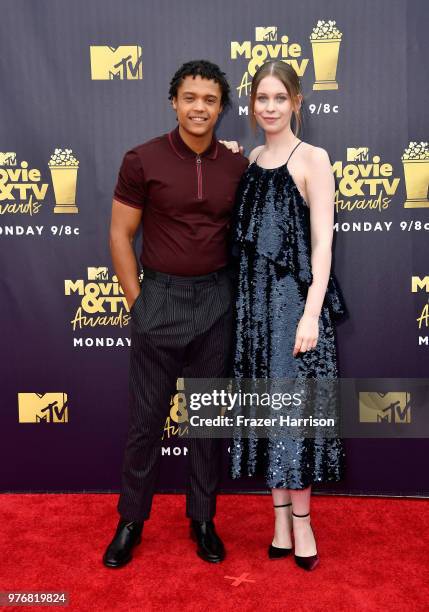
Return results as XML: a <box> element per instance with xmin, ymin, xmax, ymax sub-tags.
<box><xmin>117</xmin><ymin>266</ymin><xmax>233</xmax><ymax>522</ymax></box>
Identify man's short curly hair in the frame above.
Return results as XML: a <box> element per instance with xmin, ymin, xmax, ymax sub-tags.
<box><xmin>168</xmin><ymin>60</ymin><xmax>231</xmax><ymax>109</ymax></box>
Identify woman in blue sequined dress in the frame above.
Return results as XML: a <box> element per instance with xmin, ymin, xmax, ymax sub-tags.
<box><xmin>229</xmin><ymin>60</ymin><xmax>347</xmax><ymax>570</ymax></box>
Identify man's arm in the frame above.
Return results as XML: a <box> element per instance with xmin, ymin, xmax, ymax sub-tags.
<box><xmin>109</xmin><ymin>198</ymin><xmax>143</xmax><ymax>310</ymax></box>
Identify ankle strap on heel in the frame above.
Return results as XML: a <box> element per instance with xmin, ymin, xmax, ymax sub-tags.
<box><xmin>273</xmin><ymin>502</ymin><xmax>292</xmax><ymax>508</ymax></box>
<box><xmin>292</xmin><ymin>511</ymin><xmax>310</xmax><ymax>518</ymax></box>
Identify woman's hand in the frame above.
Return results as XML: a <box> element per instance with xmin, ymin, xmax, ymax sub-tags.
<box><xmin>293</xmin><ymin>313</ymin><xmax>319</xmax><ymax>356</ymax></box>
<box><xmin>219</xmin><ymin>140</ymin><xmax>244</xmax><ymax>154</ymax></box>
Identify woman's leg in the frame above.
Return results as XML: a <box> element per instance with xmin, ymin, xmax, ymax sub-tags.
<box><xmin>290</xmin><ymin>485</ymin><xmax>318</xmax><ymax>556</ymax></box>
<box><xmin>271</xmin><ymin>488</ymin><xmax>292</xmax><ymax>547</ymax></box>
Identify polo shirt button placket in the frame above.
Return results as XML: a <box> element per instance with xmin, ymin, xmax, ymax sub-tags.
<box><xmin>196</xmin><ymin>155</ymin><xmax>202</xmax><ymax>200</ymax></box>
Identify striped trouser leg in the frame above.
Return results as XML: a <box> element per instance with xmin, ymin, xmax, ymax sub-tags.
<box><xmin>117</xmin><ymin>268</ymin><xmax>233</xmax><ymax>523</ymax></box>
<box><xmin>183</xmin><ymin>271</ymin><xmax>233</xmax><ymax>521</ymax></box>
<box><xmin>117</xmin><ymin>278</ymin><xmax>184</xmax><ymax>522</ymax></box>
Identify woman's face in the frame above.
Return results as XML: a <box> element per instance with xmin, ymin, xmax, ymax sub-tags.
<box><xmin>253</xmin><ymin>75</ymin><xmax>299</xmax><ymax>134</ymax></box>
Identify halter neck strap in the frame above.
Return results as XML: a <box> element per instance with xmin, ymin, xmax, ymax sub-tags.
<box><xmin>285</xmin><ymin>140</ymin><xmax>303</xmax><ymax>166</ymax></box>
<box><xmin>254</xmin><ymin>140</ymin><xmax>303</xmax><ymax>165</ymax></box>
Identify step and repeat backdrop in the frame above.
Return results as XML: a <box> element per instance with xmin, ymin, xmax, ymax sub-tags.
<box><xmin>1</xmin><ymin>0</ymin><xmax>428</xmax><ymax>496</ymax></box>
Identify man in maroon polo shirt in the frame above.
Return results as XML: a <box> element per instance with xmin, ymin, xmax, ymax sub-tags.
<box><xmin>103</xmin><ymin>60</ymin><xmax>248</xmax><ymax>568</ymax></box>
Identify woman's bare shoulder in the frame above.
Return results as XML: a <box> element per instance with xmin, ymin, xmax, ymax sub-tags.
<box><xmin>299</xmin><ymin>142</ymin><xmax>330</xmax><ymax>164</ymax></box>
<box><xmin>248</xmin><ymin>145</ymin><xmax>264</xmax><ymax>164</ymax></box>
<box><xmin>293</xmin><ymin>142</ymin><xmax>331</xmax><ymax>176</ymax></box>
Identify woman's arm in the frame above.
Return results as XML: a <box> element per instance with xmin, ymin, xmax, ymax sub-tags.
<box><xmin>304</xmin><ymin>147</ymin><xmax>335</xmax><ymax>318</ymax></box>
<box><xmin>293</xmin><ymin>147</ymin><xmax>335</xmax><ymax>355</ymax></box>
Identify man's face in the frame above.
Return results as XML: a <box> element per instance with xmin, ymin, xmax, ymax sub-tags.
<box><xmin>172</xmin><ymin>75</ymin><xmax>223</xmax><ymax>137</ymax></box>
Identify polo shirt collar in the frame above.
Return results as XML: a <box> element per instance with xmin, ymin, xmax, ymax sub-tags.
<box><xmin>168</xmin><ymin>125</ymin><xmax>218</xmax><ymax>160</ymax></box>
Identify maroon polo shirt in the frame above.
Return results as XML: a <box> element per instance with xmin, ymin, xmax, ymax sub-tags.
<box><xmin>113</xmin><ymin>125</ymin><xmax>248</xmax><ymax>275</ymax></box>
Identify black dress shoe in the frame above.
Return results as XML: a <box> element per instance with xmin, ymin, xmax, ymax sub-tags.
<box><xmin>268</xmin><ymin>502</ymin><xmax>293</xmax><ymax>559</ymax></box>
<box><xmin>102</xmin><ymin>518</ymin><xmax>144</xmax><ymax>568</ymax></box>
<box><xmin>190</xmin><ymin>520</ymin><xmax>225</xmax><ymax>563</ymax></box>
<box><xmin>268</xmin><ymin>543</ymin><xmax>293</xmax><ymax>559</ymax></box>
<box><xmin>292</xmin><ymin>511</ymin><xmax>320</xmax><ymax>571</ymax></box>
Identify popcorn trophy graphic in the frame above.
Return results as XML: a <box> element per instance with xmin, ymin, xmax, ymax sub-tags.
<box><xmin>48</xmin><ymin>148</ymin><xmax>79</xmax><ymax>213</ymax></box>
<box><xmin>310</xmin><ymin>20</ymin><xmax>342</xmax><ymax>90</ymax></box>
<box><xmin>401</xmin><ymin>142</ymin><xmax>429</xmax><ymax>208</ymax></box>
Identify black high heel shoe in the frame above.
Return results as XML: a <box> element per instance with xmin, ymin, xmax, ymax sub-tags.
<box><xmin>268</xmin><ymin>502</ymin><xmax>293</xmax><ymax>559</ymax></box>
<box><xmin>292</xmin><ymin>511</ymin><xmax>320</xmax><ymax>571</ymax></box>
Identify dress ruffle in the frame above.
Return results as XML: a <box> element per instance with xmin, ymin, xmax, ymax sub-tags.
<box><xmin>231</xmin><ymin>166</ymin><xmax>347</xmax><ymax>319</ymax></box>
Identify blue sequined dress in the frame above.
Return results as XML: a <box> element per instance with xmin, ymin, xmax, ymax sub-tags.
<box><xmin>229</xmin><ymin>141</ymin><xmax>347</xmax><ymax>489</ymax></box>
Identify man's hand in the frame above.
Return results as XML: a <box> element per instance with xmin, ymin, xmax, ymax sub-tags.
<box><xmin>219</xmin><ymin>140</ymin><xmax>244</xmax><ymax>155</ymax></box>
<box><xmin>128</xmin><ymin>290</ymin><xmax>141</xmax><ymax>311</ymax></box>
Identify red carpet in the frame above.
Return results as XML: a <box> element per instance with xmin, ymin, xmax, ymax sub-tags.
<box><xmin>1</xmin><ymin>494</ymin><xmax>428</xmax><ymax>611</ymax></box>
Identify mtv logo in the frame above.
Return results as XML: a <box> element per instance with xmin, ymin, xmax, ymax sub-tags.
<box><xmin>359</xmin><ymin>392</ymin><xmax>411</xmax><ymax>424</ymax></box>
<box><xmin>255</xmin><ymin>27</ymin><xmax>278</xmax><ymax>42</ymax></box>
<box><xmin>87</xmin><ymin>267</ymin><xmax>108</xmax><ymax>280</ymax></box>
<box><xmin>347</xmin><ymin>148</ymin><xmax>369</xmax><ymax>162</ymax></box>
<box><xmin>18</xmin><ymin>393</ymin><xmax>69</xmax><ymax>423</ymax></box>
<box><xmin>90</xmin><ymin>45</ymin><xmax>143</xmax><ymax>80</ymax></box>
<box><xmin>0</xmin><ymin>152</ymin><xmax>17</xmax><ymax>166</ymax></box>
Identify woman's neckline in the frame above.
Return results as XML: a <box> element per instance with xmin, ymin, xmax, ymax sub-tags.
<box><xmin>254</xmin><ymin>139</ymin><xmax>302</xmax><ymax>171</ymax></box>
<box><xmin>254</xmin><ymin>160</ymin><xmax>288</xmax><ymax>171</ymax></box>
<box><xmin>251</xmin><ymin>160</ymin><xmax>310</xmax><ymax>208</ymax></box>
